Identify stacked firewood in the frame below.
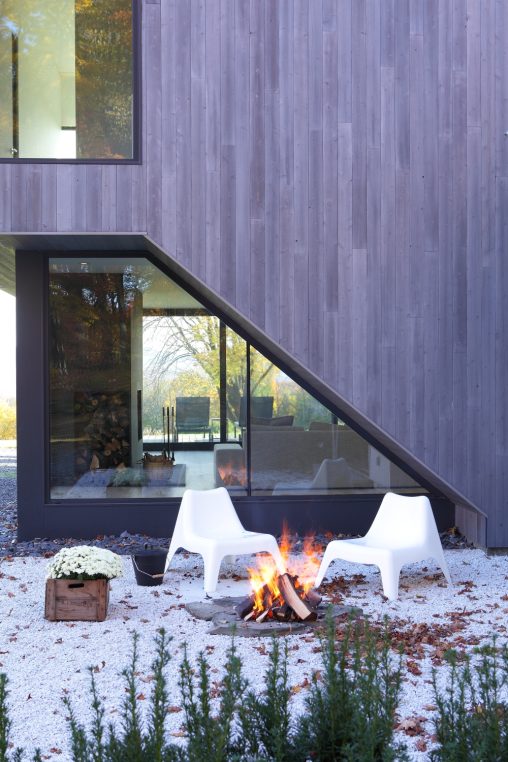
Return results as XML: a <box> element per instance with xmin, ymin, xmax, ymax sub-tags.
<box><xmin>235</xmin><ymin>573</ymin><xmax>322</xmax><ymax>623</ymax></box>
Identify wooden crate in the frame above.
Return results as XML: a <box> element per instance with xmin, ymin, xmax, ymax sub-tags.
<box><xmin>45</xmin><ymin>578</ymin><xmax>110</xmax><ymax>622</ymax></box>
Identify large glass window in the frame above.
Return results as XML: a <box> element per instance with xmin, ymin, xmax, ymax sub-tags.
<box><xmin>48</xmin><ymin>256</ymin><xmax>423</xmax><ymax>501</ymax></box>
<box><xmin>0</xmin><ymin>0</ymin><xmax>134</xmax><ymax>160</ymax></box>
<box><xmin>245</xmin><ymin>348</ymin><xmax>420</xmax><ymax>496</ymax></box>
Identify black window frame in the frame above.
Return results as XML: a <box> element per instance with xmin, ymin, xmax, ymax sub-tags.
<box><xmin>15</xmin><ymin>247</ymin><xmax>455</xmax><ymax>542</ymax></box>
<box><xmin>0</xmin><ymin>0</ymin><xmax>141</xmax><ymax>165</ymax></box>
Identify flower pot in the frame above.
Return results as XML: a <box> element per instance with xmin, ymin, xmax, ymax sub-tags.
<box><xmin>45</xmin><ymin>578</ymin><xmax>110</xmax><ymax>622</ymax></box>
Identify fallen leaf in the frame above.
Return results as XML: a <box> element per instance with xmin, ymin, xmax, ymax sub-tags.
<box><xmin>407</xmin><ymin>660</ymin><xmax>422</xmax><ymax>676</ymax></box>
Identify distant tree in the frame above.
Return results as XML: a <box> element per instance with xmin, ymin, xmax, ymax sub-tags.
<box><xmin>75</xmin><ymin>0</ymin><xmax>133</xmax><ymax>158</ymax></box>
<box><xmin>0</xmin><ymin>399</ymin><xmax>16</xmax><ymax>440</ymax></box>
<box><xmin>143</xmin><ymin>316</ymin><xmax>277</xmax><ymax>426</ymax></box>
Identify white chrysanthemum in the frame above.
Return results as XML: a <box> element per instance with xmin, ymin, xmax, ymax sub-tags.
<box><xmin>46</xmin><ymin>545</ymin><xmax>123</xmax><ymax>580</ymax></box>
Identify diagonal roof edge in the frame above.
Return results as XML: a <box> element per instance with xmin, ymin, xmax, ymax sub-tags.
<box><xmin>143</xmin><ymin>235</ymin><xmax>483</xmax><ymax>519</ymax></box>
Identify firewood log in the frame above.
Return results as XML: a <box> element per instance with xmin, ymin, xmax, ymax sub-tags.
<box><xmin>277</xmin><ymin>574</ymin><xmax>318</xmax><ymax>621</ymax></box>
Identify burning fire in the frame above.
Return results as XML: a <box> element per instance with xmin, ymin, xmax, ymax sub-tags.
<box><xmin>246</xmin><ymin>524</ymin><xmax>322</xmax><ymax>620</ymax></box>
<box><xmin>217</xmin><ymin>460</ymin><xmax>247</xmax><ymax>487</ymax></box>
<box><xmin>279</xmin><ymin>522</ymin><xmax>322</xmax><ymax>594</ymax></box>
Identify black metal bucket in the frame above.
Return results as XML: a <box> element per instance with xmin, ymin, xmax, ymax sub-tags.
<box><xmin>132</xmin><ymin>546</ymin><xmax>167</xmax><ymax>586</ymax></box>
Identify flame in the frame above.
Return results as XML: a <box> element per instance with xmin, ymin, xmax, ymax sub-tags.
<box><xmin>279</xmin><ymin>521</ymin><xmax>292</xmax><ymax>566</ymax></box>
<box><xmin>247</xmin><ymin>525</ymin><xmax>322</xmax><ymax>615</ymax></box>
<box><xmin>247</xmin><ymin>556</ymin><xmax>282</xmax><ymax>614</ymax></box>
<box><xmin>218</xmin><ymin>460</ymin><xmax>247</xmax><ymax>487</ymax></box>
<box><xmin>298</xmin><ymin>533</ymin><xmax>323</xmax><ymax>593</ymax></box>
<box><xmin>277</xmin><ymin>521</ymin><xmax>322</xmax><ymax>592</ymax></box>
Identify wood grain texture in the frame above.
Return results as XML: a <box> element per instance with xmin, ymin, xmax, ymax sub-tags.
<box><xmin>1</xmin><ymin>1</ymin><xmax>507</xmax><ymax>544</ymax></box>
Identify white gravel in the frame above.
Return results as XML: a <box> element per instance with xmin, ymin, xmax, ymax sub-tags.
<box><xmin>1</xmin><ymin>548</ymin><xmax>507</xmax><ymax>761</ymax></box>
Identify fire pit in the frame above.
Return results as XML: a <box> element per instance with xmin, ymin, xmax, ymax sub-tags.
<box><xmin>236</xmin><ymin>572</ymin><xmax>322</xmax><ymax>623</ymax></box>
<box><xmin>185</xmin><ymin>595</ymin><xmax>357</xmax><ymax>637</ymax></box>
<box><xmin>184</xmin><ymin>528</ymin><xmax>361</xmax><ymax>636</ymax></box>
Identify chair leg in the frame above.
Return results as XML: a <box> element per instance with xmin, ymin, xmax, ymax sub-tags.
<box><xmin>164</xmin><ymin>534</ymin><xmax>181</xmax><ymax>572</ymax></box>
<box><xmin>433</xmin><ymin>548</ymin><xmax>452</xmax><ymax>585</ymax></box>
<box><xmin>314</xmin><ymin>544</ymin><xmax>339</xmax><ymax>587</ymax></box>
<box><xmin>203</xmin><ymin>552</ymin><xmax>223</xmax><ymax>594</ymax></box>
<box><xmin>378</xmin><ymin>561</ymin><xmax>400</xmax><ymax>600</ymax></box>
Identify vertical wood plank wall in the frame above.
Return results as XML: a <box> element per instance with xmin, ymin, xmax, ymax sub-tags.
<box><xmin>0</xmin><ymin>1</ymin><xmax>506</xmax><ymax>544</ymax></box>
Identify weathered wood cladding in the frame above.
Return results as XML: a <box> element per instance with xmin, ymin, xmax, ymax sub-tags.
<box><xmin>0</xmin><ymin>1</ymin><xmax>506</xmax><ymax>544</ymax></box>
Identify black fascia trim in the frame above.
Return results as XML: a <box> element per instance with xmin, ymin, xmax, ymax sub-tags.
<box><xmin>42</xmin><ymin>256</ymin><xmax>50</xmax><ymax>515</ymax></box>
<box><xmin>0</xmin><ymin>0</ymin><xmax>141</xmax><ymax>165</ymax></box>
<box><xmin>143</xmin><ymin>308</ymin><xmax>210</xmax><ymax>317</ymax></box>
<box><xmin>43</xmin><ymin>248</ymin><xmax>448</xmax><ymax>502</ymax></box>
<box><xmin>34</xmin><ymin>493</ymin><xmax>455</xmax><ymax>542</ymax></box>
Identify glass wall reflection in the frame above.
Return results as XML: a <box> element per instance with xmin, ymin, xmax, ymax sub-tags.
<box><xmin>48</xmin><ymin>256</ymin><xmax>422</xmax><ymax>501</ymax></box>
<box><xmin>247</xmin><ymin>349</ymin><xmax>420</xmax><ymax>497</ymax></box>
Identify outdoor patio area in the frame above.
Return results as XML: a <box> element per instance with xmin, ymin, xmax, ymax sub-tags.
<box><xmin>0</xmin><ymin>546</ymin><xmax>506</xmax><ymax>760</ymax></box>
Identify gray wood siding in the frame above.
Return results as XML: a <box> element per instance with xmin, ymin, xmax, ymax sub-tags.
<box><xmin>0</xmin><ymin>0</ymin><xmax>507</xmax><ymax>545</ymax></box>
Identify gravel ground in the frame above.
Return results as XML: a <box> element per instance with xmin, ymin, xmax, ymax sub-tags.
<box><xmin>1</xmin><ymin>549</ymin><xmax>507</xmax><ymax>761</ymax></box>
<box><xmin>1</xmin><ymin>441</ymin><xmax>492</xmax><ymax>761</ymax></box>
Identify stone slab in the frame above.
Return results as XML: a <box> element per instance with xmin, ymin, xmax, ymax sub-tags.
<box><xmin>185</xmin><ymin>596</ymin><xmax>362</xmax><ymax>637</ymax></box>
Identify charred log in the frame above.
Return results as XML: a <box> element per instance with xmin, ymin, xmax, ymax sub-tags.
<box><xmin>235</xmin><ymin>594</ymin><xmax>255</xmax><ymax>619</ymax></box>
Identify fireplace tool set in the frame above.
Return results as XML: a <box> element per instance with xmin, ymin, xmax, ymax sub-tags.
<box><xmin>143</xmin><ymin>406</ymin><xmax>175</xmax><ymax>466</ymax></box>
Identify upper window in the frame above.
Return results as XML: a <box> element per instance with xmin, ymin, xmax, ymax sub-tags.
<box><xmin>0</xmin><ymin>0</ymin><xmax>135</xmax><ymax>160</ymax></box>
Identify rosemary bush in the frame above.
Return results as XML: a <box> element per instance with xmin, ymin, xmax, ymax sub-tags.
<box><xmin>0</xmin><ymin>674</ymin><xmax>41</xmax><ymax>762</ymax></box>
<box><xmin>63</xmin><ymin>629</ymin><xmax>179</xmax><ymax>762</ymax></box>
<box><xmin>431</xmin><ymin>643</ymin><xmax>508</xmax><ymax>761</ymax></box>
<box><xmin>1</xmin><ymin>614</ymin><xmax>407</xmax><ymax>762</ymax></box>
<box><xmin>236</xmin><ymin>639</ymin><xmax>296</xmax><ymax>761</ymax></box>
<box><xmin>295</xmin><ymin>614</ymin><xmax>408</xmax><ymax>762</ymax></box>
<box><xmin>178</xmin><ymin>641</ymin><xmax>246</xmax><ymax>762</ymax></box>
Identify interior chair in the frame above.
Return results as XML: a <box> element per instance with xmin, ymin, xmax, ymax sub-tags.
<box><xmin>175</xmin><ymin>396</ymin><xmax>211</xmax><ymax>442</ymax></box>
<box><xmin>238</xmin><ymin>395</ymin><xmax>274</xmax><ymax>427</ymax></box>
<box><xmin>314</xmin><ymin>493</ymin><xmax>452</xmax><ymax>599</ymax></box>
<box><xmin>165</xmin><ymin>487</ymin><xmax>285</xmax><ymax>593</ymax></box>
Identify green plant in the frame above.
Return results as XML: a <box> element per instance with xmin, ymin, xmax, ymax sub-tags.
<box><xmin>1</xmin><ymin>618</ymin><xmax>409</xmax><ymax>762</ymax></box>
<box><xmin>236</xmin><ymin>638</ymin><xmax>295</xmax><ymax>762</ymax></box>
<box><xmin>431</xmin><ymin>643</ymin><xmax>508</xmax><ymax>761</ymax></box>
<box><xmin>0</xmin><ymin>400</ymin><xmax>15</xmax><ymax>441</ymax></box>
<box><xmin>295</xmin><ymin>613</ymin><xmax>407</xmax><ymax>762</ymax></box>
<box><xmin>178</xmin><ymin>640</ymin><xmax>246</xmax><ymax>762</ymax></box>
<box><xmin>0</xmin><ymin>674</ymin><xmax>41</xmax><ymax>762</ymax></box>
<box><xmin>64</xmin><ymin>629</ymin><xmax>179</xmax><ymax>762</ymax></box>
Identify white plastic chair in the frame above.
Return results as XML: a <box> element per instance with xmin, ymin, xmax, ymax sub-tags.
<box><xmin>314</xmin><ymin>493</ymin><xmax>452</xmax><ymax>600</ymax></box>
<box><xmin>165</xmin><ymin>487</ymin><xmax>285</xmax><ymax>594</ymax></box>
